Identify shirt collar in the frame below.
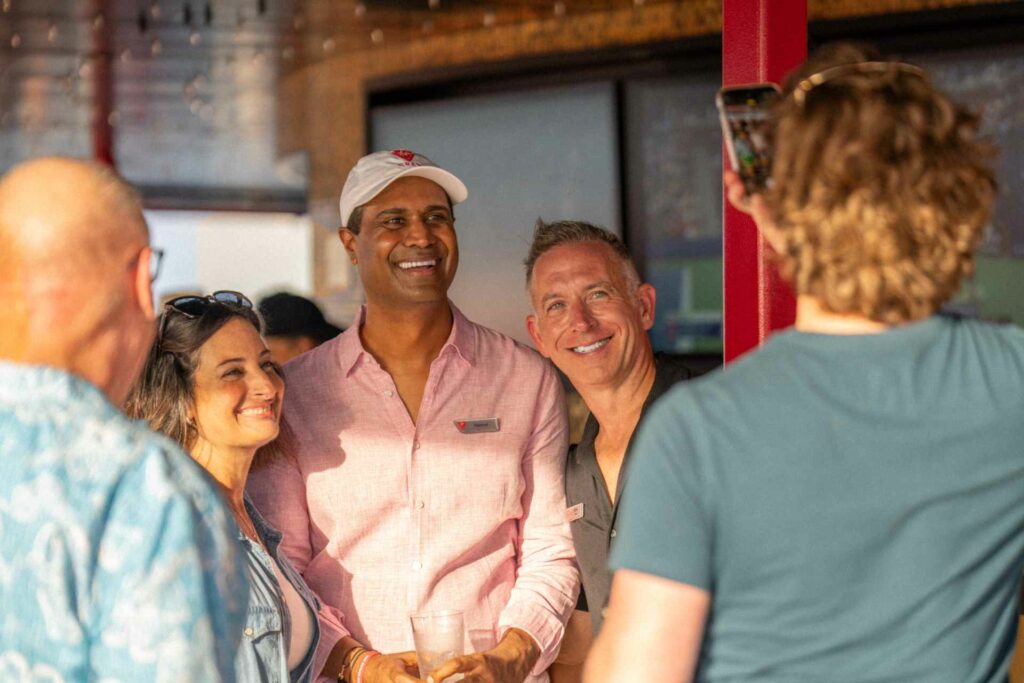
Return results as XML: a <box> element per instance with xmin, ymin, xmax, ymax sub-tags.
<box><xmin>0</xmin><ymin>361</ymin><xmax>116</xmax><ymax>416</ymax></box>
<box><xmin>241</xmin><ymin>494</ymin><xmax>283</xmax><ymax>546</ymax></box>
<box><xmin>571</xmin><ymin>353</ymin><xmax>691</xmax><ymax>467</ymax></box>
<box><xmin>643</xmin><ymin>353</ymin><xmax>693</xmax><ymax>412</ymax></box>
<box><xmin>335</xmin><ymin>300</ymin><xmax>477</xmax><ymax>377</ymax></box>
<box><xmin>574</xmin><ymin>412</ymin><xmax>600</xmax><ymax>466</ymax></box>
<box><xmin>446</xmin><ymin>302</ymin><xmax>477</xmax><ymax>367</ymax></box>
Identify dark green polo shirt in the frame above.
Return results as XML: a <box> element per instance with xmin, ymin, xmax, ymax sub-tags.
<box><xmin>565</xmin><ymin>354</ymin><xmax>693</xmax><ymax>634</ymax></box>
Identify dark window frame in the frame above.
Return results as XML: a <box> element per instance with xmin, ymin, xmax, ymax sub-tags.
<box><xmin>366</xmin><ymin>2</ymin><xmax>1024</xmax><ymax>280</ymax></box>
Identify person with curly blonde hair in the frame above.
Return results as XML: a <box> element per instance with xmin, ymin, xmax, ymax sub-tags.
<box><xmin>587</xmin><ymin>43</ymin><xmax>1024</xmax><ymax>683</ymax></box>
<box><xmin>767</xmin><ymin>42</ymin><xmax>996</xmax><ymax>326</ymax></box>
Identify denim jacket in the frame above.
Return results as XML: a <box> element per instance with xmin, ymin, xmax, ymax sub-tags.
<box><xmin>238</xmin><ymin>496</ymin><xmax>322</xmax><ymax>683</ymax></box>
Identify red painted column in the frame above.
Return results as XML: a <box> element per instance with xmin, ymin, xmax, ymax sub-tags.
<box><xmin>721</xmin><ymin>0</ymin><xmax>805</xmax><ymax>363</ymax></box>
<box><xmin>91</xmin><ymin>0</ymin><xmax>115</xmax><ymax>166</ymax></box>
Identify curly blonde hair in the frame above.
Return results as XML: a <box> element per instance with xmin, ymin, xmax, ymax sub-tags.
<box><xmin>767</xmin><ymin>43</ymin><xmax>997</xmax><ymax>324</ymax></box>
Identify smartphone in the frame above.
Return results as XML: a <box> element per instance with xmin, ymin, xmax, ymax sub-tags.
<box><xmin>716</xmin><ymin>83</ymin><xmax>782</xmax><ymax>194</ymax></box>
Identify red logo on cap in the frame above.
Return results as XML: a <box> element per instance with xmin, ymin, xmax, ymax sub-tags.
<box><xmin>391</xmin><ymin>149</ymin><xmax>417</xmax><ymax>164</ymax></box>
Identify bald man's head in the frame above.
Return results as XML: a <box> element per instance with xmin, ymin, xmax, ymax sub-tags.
<box><xmin>0</xmin><ymin>157</ymin><xmax>148</xmax><ymax>282</ymax></box>
<box><xmin>0</xmin><ymin>157</ymin><xmax>157</xmax><ymax>404</ymax></box>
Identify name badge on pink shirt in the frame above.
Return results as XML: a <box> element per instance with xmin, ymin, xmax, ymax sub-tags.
<box><xmin>454</xmin><ymin>417</ymin><xmax>500</xmax><ymax>434</ymax></box>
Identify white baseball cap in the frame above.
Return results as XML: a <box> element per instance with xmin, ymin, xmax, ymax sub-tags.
<box><xmin>338</xmin><ymin>149</ymin><xmax>469</xmax><ymax>228</ymax></box>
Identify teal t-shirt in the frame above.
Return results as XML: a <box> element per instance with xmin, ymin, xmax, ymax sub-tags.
<box><xmin>611</xmin><ymin>316</ymin><xmax>1024</xmax><ymax>682</ymax></box>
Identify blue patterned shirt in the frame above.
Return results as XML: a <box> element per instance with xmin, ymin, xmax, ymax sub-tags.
<box><xmin>0</xmin><ymin>362</ymin><xmax>250</xmax><ymax>682</ymax></box>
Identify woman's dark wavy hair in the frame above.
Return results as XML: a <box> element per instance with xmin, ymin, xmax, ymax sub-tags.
<box><xmin>124</xmin><ymin>301</ymin><xmax>263</xmax><ymax>451</ymax></box>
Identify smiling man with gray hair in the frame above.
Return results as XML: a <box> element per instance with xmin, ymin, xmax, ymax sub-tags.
<box><xmin>524</xmin><ymin>219</ymin><xmax>694</xmax><ymax>680</ymax></box>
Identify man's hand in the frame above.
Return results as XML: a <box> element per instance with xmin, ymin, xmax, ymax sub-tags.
<box><xmin>724</xmin><ymin>169</ymin><xmax>771</xmax><ymax>219</ymax></box>
<box><xmin>363</xmin><ymin>651</ymin><xmax>423</xmax><ymax>683</ymax></box>
<box><xmin>424</xmin><ymin>628</ymin><xmax>539</xmax><ymax>683</ymax></box>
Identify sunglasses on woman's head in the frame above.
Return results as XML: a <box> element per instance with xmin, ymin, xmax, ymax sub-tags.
<box><xmin>791</xmin><ymin>61</ymin><xmax>927</xmax><ymax>107</ymax></box>
<box><xmin>164</xmin><ymin>290</ymin><xmax>253</xmax><ymax>318</ymax></box>
<box><xmin>158</xmin><ymin>290</ymin><xmax>254</xmax><ymax>348</ymax></box>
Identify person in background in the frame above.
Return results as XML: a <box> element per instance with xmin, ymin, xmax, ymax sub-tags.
<box><xmin>586</xmin><ymin>43</ymin><xmax>1024</xmax><ymax>683</ymax></box>
<box><xmin>258</xmin><ymin>291</ymin><xmax>343</xmax><ymax>365</ymax></box>
<box><xmin>523</xmin><ymin>219</ymin><xmax>693</xmax><ymax>682</ymax></box>
<box><xmin>126</xmin><ymin>291</ymin><xmax>323</xmax><ymax>683</ymax></box>
<box><xmin>0</xmin><ymin>157</ymin><xmax>248</xmax><ymax>681</ymax></box>
<box><xmin>249</xmin><ymin>149</ymin><xmax>578</xmax><ymax>683</ymax></box>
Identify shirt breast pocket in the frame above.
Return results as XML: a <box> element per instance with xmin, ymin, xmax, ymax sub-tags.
<box><xmin>569</xmin><ymin>507</ymin><xmax>606</xmax><ymax>540</ymax></box>
<box><xmin>572</xmin><ymin>512</ymin><xmax>607</xmax><ymax>533</ymax></box>
<box><xmin>446</xmin><ymin>429</ymin><xmax>527</xmax><ymax>521</ymax></box>
<box><xmin>567</xmin><ymin>492</ymin><xmax>606</xmax><ymax>532</ymax></box>
<box><xmin>245</xmin><ymin>605</ymin><xmax>282</xmax><ymax>640</ymax></box>
<box><xmin>238</xmin><ymin>605</ymin><xmax>286</xmax><ymax>681</ymax></box>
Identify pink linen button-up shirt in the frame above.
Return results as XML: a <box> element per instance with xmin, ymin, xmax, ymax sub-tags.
<box><xmin>248</xmin><ymin>304</ymin><xmax>578</xmax><ymax>682</ymax></box>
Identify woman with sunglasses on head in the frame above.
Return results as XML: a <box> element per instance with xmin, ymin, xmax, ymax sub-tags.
<box><xmin>125</xmin><ymin>291</ymin><xmax>321</xmax><ymax>683</ymax></box>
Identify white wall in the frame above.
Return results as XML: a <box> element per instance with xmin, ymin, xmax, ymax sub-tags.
<box><xmin>372</xmin><ymin>82</ymin><xmax>620</xmax><ymax>345</ymax></box>
<box><xmin>146</xmin><ymin>210</ymin><xmax>314</xmax><ymax>304</ymax></box>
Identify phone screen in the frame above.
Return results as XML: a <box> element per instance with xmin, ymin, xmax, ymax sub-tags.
<box><xmin>717</xmin><ymin>84</ymin><xmax>781</xmax><ymax>193</ymax></box>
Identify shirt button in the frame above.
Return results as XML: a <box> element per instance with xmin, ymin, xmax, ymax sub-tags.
<box><xmin>610</xmin><ymin>529</ymin><xmax>617</xmax><ymax>538</ymax></box>
<box><xmin>416</xmin><ymin>501</ymin><xmax>425</xmax><ymax>510</ymax></box>
<box><xmin>384</xmin><ymin>390</ymin><xmax>394</xmax><ymax>397</ymax></box>
<box><xmin>244</xmin><ymin>627</ymin><xmax>254</xmax><ymax>637</ymax></box>
<box><xmin>413</xmin><ymin>441</ymin><xmax>420</xmax><ymax>450</ymax></box>
<box><xmin>412</xmin><ymin>560</ymin><xmax>423</xmax><ymax>571</ymax></box>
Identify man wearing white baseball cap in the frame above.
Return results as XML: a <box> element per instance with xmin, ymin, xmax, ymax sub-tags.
<box><xmin>249</xmin><ymin>149</ymin><xmax>579</xmax><ymax>683</ymax></box>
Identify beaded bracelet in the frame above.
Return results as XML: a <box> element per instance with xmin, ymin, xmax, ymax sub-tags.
<box><xmin>336</xmin><ymin>646</ymin><xmax>367</xmax><ymax>683</ymax></box>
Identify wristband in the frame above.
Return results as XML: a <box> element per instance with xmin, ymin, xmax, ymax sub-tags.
<box><xmin>337</xmin><ymin>646</ymin><xmax>367</xmax><ymax>683</ymax></box>
<box><xmin>356</xmin><ymin>651</ymin><xmax>381</xmax><ymax>683</ymax></box>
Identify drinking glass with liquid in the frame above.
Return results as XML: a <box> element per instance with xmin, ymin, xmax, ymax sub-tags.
<box><xmin>410</xmin><ymin>609</ymin><xmax>464</xmax><ymax>682</ymax></box>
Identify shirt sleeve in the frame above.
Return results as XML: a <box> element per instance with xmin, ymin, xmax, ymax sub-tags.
<box><xmin>90</xmin><ymin>448</ymin><xmax>250</xmax><ymax>683</ymax></box>
<box><xmin>247</xmin><ymin>420</ymin><xmax>350</xmax><ymax>679</ymax></box>
<box><xmin>497</xmin><ymin>362</ymin><xmax>580</xmax><ymax>674</ymax></box>
<box><xmin>608</xmin><ymin>388</ymin><xmax>714</xmax><ymax>590</ymax></box>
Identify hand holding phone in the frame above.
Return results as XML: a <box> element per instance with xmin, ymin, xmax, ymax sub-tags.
<box><xmin>716</xmin><ymin>83</ymin><xmax>781</xmax><ymax>194</ymax></box>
